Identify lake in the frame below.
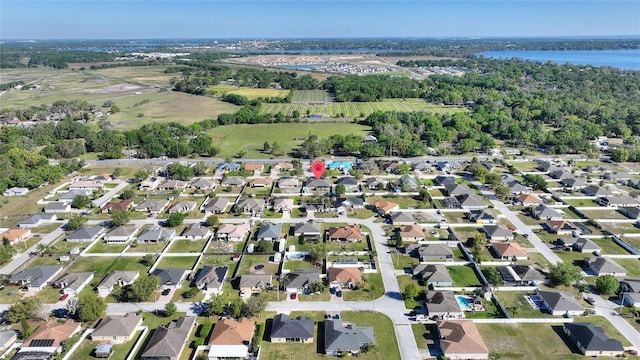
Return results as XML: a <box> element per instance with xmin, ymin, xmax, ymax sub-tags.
<box><xmin>479</xmin><ymin>49</ymin><xmax>640</xmax><ymax>70</ymax></box>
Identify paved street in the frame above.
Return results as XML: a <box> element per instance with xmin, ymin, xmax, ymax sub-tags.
<box><xmin>0</xmin><ymin>225</ymin><xmax>65</xmax><ymax>275</ymax></box>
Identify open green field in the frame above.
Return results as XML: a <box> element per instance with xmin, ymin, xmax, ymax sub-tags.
<box><xmin>207</xmin><ymin>123</ymin><xmax>371</xmax><ymax>158</ymax></box>
<box><xmin>207</xmin><ymin>84</ymin><xmax>290</xmax><ymax>99</ymax></box>
<box><xmin>156</xmin><ymin>255</ymin><xmax>198</xmax><ymax>269</ymax></box>
<box><xmin>259</xmin><ymin>98</ymin><xmax>465</xmax><ymax>118</ymax></box>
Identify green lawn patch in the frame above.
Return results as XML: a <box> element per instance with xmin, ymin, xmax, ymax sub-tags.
<box><xmin>157</xmin><ymin>256</ymin><xmax>198</xmax><ymax>269</ymax></box>
<box><xmin>126</xmin><ymin>241</ymin><xmax>168</xmax><ymax>253</ymax></box>
<box><xmin>88</xmin><ymin>241</ymin><xmax>128</xmax><ymax>254</ymax></box>
<box><xmin>448</xmin><ymin>265</ymin><xmax>481</xmax><ymax>287</ymax></box>
<box><xmin>581</xmin><ymin>209</ymin><xmax>627</xmax><ymax>220</ymax></box>
<box><xmin>564</xmin><ymin>199</ymin><xmax>600</xmax><ymax>207</ymax></box>
<box><xmin>237</xmin><ymin>255</ymin><xmax>279</xmax><ymax>276</ymax></box>
<box><xmin>339</xmin><ymin>311</ymin><xmax>401</xmax><ymax>360</ymax></box>
<box><xmin>283</xmin><ymin>259</ymin><xmax>316</xmax><ymax>271</ymax></box>
<box><xmin>391</xmin><ymin>253</ymin><xmax>419</xmax><ymax>270</ymax></box>
<box><xmin>494</xmin><ymin>291</ymin><xmax>551</xmax><ymax>318</ymax></box>
<box><xmin>343</xmin><ymin>273</ymin><xmax>384</xmax><ymax>301</ymax></box>
<box><xmin>167</xmin><ymin>240</ymin><xmax>207</xmax><ymax>253</ymax></box>
<box><xmin>615</xmin><ymin>258</ymin><xmax>640</xmax><ymax>277</ymax></box>
<box><xmin>68</xmin><ymin>330</ymin><xmax>143</xmax><ymax>360</ymax></box>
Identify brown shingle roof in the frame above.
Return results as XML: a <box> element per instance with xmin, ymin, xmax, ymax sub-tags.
<box><xmin>244</xmin><ymin>164</ymin><xmax>263</xmax><ymax>171</ymax></box>
<box><xmin>516</xmin><ymin>193</ymin><xmax>542</xmax><ymax>204</ymax></box>
<box><xmin>399</xmin><ymin>224</ymin><xmax>424</xmax><ymax>238</ymax></box>
<box><xmin>328</xmin><ymin>267</ymin><xmax>362</xmax><ymax>284</ymax></box>
<box><xmin>26</xmin><ymin>319</ymin><xmax>81</xmax><ymax>348</ymax></box>
<box><xmin>373</xmin><ymin>200</ymin><xmax>399</xmax><ymax>213</ymax></box>
<box><xmin>491</xmin><ymin>242</ymin><xmax>528</xmax><ymax>257</ymax></box>
<box><xmin>327</xmin><ymin>225</ymin><xmax>362</xmax><ymax>240</ymax></box>
<box><xmin>437</xmin><ymin>320</ymin><xmax>489</xmax><ymax>356</ymax></box>
<box><xmin>208</xmin><ymin>318</ymin><xmax>255</xmax><ymax>346</ymax></box>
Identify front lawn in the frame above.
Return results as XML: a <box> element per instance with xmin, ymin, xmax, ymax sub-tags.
<box><xmin>343</xmin><ymin>272</ymin><xmax>385</xmax><ymax>301</ymax></box>
<box><xmin>340</xmin><ymin>311</ymin><xmax>401</xmax><ymax>360</ymax></box>
<box><xmin>126</xmin><ymin>241</ymin><xmax>168</xmax><ymax>253</ymax></box>
<box><xmin>391</xmin><ymin>253</ymin><xmax>419</xmax><ymax>271</ymax></box>
<box><xmin>564</xmin><ymin>199</ymin><xmax>600</xmax><ymax>207</ymax></box>
<box><xmin>87</xmin><ymin>241</ymin><xmax>128</xmax><ymax>254</ymax></box>
<box><xmin>167</xmin><ymin>239</ymin><xmax>207</xmax><ymax>253</ymax></box>
<box><xmin>156</xmin><ymin>256</ymin><xmax>198</xmax><ymax>269</ymax></box>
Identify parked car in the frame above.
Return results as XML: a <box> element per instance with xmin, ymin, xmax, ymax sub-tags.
<box><xmin>336</xmin><ymin>291</ymin><xmax>342</xmax><ymax>298</ymax></box>
<box><xmin>290</xmin><ymin>292</ymin><xmax>297</xmax><ymax>300</ymax></box>
<box><xmin>585</xmin><ymin>309</ymin><xmax>596</xmax><ymax>315</ymax></box>
<box><xmin>330</xmin><ymin>287</ymin><xmax>336</xmax><ymax>294</ymax></box>
<box><xmin>625</xmin><ymin>350</ymin><xmax>638</xmax><ymax>356</ymax></box>
<box><xmin>59</xmin><ymin>294</ymin><xmax>69</xmax><ymax>301</ymax></box>
<box><xmin>161</xmin><ymin>289</ymin><xmax>171</xmax><ymax>296</ymax></box>
<box><xmin>586</xmin><ymin>296</ymin><xmax>595</xmax><ymax>305</ymax></box>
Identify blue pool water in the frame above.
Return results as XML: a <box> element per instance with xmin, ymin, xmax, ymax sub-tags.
<box><xmin>455</xmin><ymin>295</ymin><xmax>473</xmax><ymax>311</ymax></box>
<box><xmin>287</xmin><ymin>253</ymin><xmax>305</xmax><ymax>260</ymax></box>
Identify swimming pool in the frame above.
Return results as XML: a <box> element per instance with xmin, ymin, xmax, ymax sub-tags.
<box><xmin>287</xmin><ymin>253</ymin><xmax>305</xmax><ymax>260</ymax></box>
<box><xmin>455</xmin><ymin>295</ymin><xmax>474</xmax><ymax>311</ymax></box>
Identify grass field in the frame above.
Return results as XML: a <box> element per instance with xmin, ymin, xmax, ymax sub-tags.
<box><xmin>156</xmin><ymin>256</ymin><xmax>198</xmax><ymax>269</ymax></box>
<box><xmin>207</xmin><ymin>123</ymin><xmax>371</xmax><ymax>158</ymax></box>
<box><xmin>259</xmin><ymin>98</ymin><xmax>465</xmax><ymax>118</ymax></box>
<box><xmin>291</xmin><ymin>90</ymin><xmax>332</xmax><ymax>103</ymax></box>
<box><xmin>207</xmin><ymin>84</ymin><xmax>290</xmax><ymax>99</ymax></box>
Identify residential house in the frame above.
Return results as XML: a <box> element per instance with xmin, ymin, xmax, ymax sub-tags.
<box><xmin>135</xmin><ymin>199</ymin><xmax>170</xmax><ymax>213</ymax></box>
<box><xmin>466</xmin><ymin>209</ymin><xmax>497</xmax><ymax>224</ymax></box>
<box><xmin>3</xmin><ymin>187</ymin><xmax>28</xmax><ymax>196</ymax></box>
<box><xmin>0</xmin><ymin>228</ymin><xmax>32</xmax><ymax>245</ymax></box>
<box><xmin>102</xmin><ymin>199</ymin><xmax>134</xmax><ymax>213</ymax></box>
<box><xmin>372</xmin><ymin>199</ymin><xmax>399</xmax><ymax>214</ymax></box>
<box><xmin>597</xmin><ymin>196</ymin><xmax>639</xmax><ymax>207</ymax></box>
<box><xmin>324</xmin><ymin>319</ymin><xmax>374</xmax><ymax>357</ymax></box>
<box><xmin>500</xmin><ymin>175</ymin><xmax>530</xmax><ymax>194</ymax></box>
<box><xmin>97</xmin><ymin>271</ymin><xmax>139</xmax><ymax>297</ymax></box>
<box><xmin>270</xmin><ymin>314</ymin><xmax>314</xmax><ymax>343</ymax></box>
<box><xmin>622</xmin><ymin>292</ymin><xmax>640</xmax><ymax>308</ymax></box>
<box><xmin>238</xmin><ymin>274</ymin><xmax>272</xmax><ymax>293</ymax></box>
<box><xmin>217</xmin><ymin>223</ymin><xmax>250</xmax><ymax>241</ymax></box>
<box><xmin>189</xmin><ymin>178</ymin><xmax>216</xmax><ymax>191</ymax></box>
<box><xmin>414</xmin><ymin>162</ymin><xmax>431</xmax><ymax>172</ymax></box>
<box><xmin>181</xmin><ymin>223</ymin><xmax>211</xmax><ymax>240</ymax></box>
<box><xmin>58</xmin><ymin>189</ymin><xmax>92</xmax><ymax>202</ymax></box>
<box><xmin>412</xmin><ymin>264</ymin><xmax>453</xmax><ymax>287</ymax></box>
<box><xmin>203</xmin><ymin>197</ymin><xmax>230</xmax><ymax>214</ymax></box>
<box><xmin>215</xmin><ymin>162</ymin><xmax>240</xmax><ymax>174</ymax></box>
<box><xmin>285</xmin><ymin>271</ymin><xmax>320</xmax><ymax>293</ymax></box>
<box><xmin>483</xmin><ymin>225</ymin><xmax>514</xmax><ymax>241</ymax></box>
<box><xmin>532</xmin><ymin>204</ymin><xmax>564</xmax><ymax>220</ymax></box>
<box><xmin>11</xmin><ymin>266</ymin><xmax>64</xmax><ymax>292</ymax></box>
<box><xmin>436</xmin><ymin>320</ymin><xmax>489</xmax><ymax>360</ymax></box>
<box><xmin>549</xmin><ymin>169</ymin><xmax>571</xmax><ymax>180</ymax></box>
<box><xmin>390</xmin><ymin>212</ymin><xmax>414</xmax><ymax>225</ymax></box>
<box><xmin>22</xmin><ymin>319</ymin><xmax>81</xmax><ymax>353</ymax></box>
<box><xmin>619</xmin><ymin>278</ymin><xmax>640</xmax><ymax>307</ymax></box>
<box><xmin>293</xmin><ymin>222</ymin><xmax>322</xmax><ymax>241</ymax></box>
<box><xmin>399</xmin><ymin>224</ymin><xmax>425</xmax><ymax>242</ymax></box>
<box><xmin>583</xmin><ymin>186</ymin><xmax>613</xmax><ymax>197</ymax></box>
<box><xmin>536</xmin><ymin>290</ymin><xmax>583</xmax><ymax>316</ymax></box>
<box><xmin>398</xmin><ymin>174</ymin><xmax>419</xmax><ymax>191</ymax></box>
<box><xmin>151</xmin><ymin>268</ymin><xmax>186</xmax><ymax>289</ymax></box>
<box><xmin>418</xmin><ymin>244</ymin><xmax>453</xmax><ymax>262</ymax></box>
<box><xmin>437</xmin><ymin>160</ymin><xmax>462</xmax><ymax>172</ymax></box>
<box><xmin>257</xmin><ymin>223</ymin><xmax>283</xmax><ymax>241</ymax></box>
<box><xmin>604</xmin><ymin>172</ymin><xmax>631</xmax><ymax>182</ymax></box>
<box><xmin>444</xmin><ymin>183</ymin><xmax>475</xmax><ymax>196</ymax></box>
<box><xmin>168</xmin><ymin>200</ymin><xmax>197</xmax><ymax>213</ymax></box>
<box><xmin>514</xmin><ymin>193</ymin><xmax>543</xmax><ymax>206</ymax></box>
<box><xmin>16</xmin><ymin>214</ymin><xmax>55</xmax><ymax>229</ymax></box>
<box><xmin>140</xmin><ymin>316</ymin><xmax>195</xmax><ymax>360</ymax></box>
<box><xmin>328</xmin><ymin>267</ymin><xmax>362</xmax><ymax>289</ymax></box>
<box><xmin>561</xmin><ymin>177</ymin><xmax>587</xmax><ymax>190</ymax></box>
<box><xmin>305</xmin><ymin>178</ymin><xmax>331</xmax><ymax>191</ymax></box>
<box><xmin>0</xmin><ymin>330</ymin><xmax>17</xmax><ymax>353</ymax></box>
<box><xmin>249</xmin><ymin>178</ymin><xmax>272</xmax><ymax>188</ymax></box>
<box><xmin>584</xmin><ymin>257</ymin><xmax>627</xmax><ymax>276</ymax></box>
<box><xmin>193</xmin><ymin>266</ymin><xmax>228</xmax><ymax>295</ymax></box>
<box><xmin>619</xmin><ymin>206</ymin><xmax>640</xmax><ymax>220</ymax></box>
<box><xmin>272</xmin><ymin>162</ymin><xmax>294</xmax><ymax>172</ymax></box>
<box><xmin>278</xmin><ymin>177</ymin><xmax>299</xmax><ymax>189</ymax></box>
<box><xmin>244</xmin><ymin>163</ymin><xmax>263</xmax><ymax>175</ymax></box>
<box><xmin>449</xmin><ymin>194</ymin><xmax>488</xmax><ymax>210</ymax></box>
<box><xmin>537</xmin><ymin>161</ymin><xmax>556</xmax><ymax>172</ymax></box>
<box><xmin>140</xmin><ymin>177</ymin><xmax>162</xmax><ymax>191</ymax></box>
<box><xmin>66</xmin><ymin>226</ymin><xmax>105</xmax><ymax>243</ymax></box>
<box><xmin>327</xmin><ymin>225</ymin><xmax>362</xmax><ymax>242</ymax></box>
<box><xmin>157</xmin><ymin>180</ymin><xmax>188</xmax><ymax>191</ymax></box>
<box><xmin>136</xmin><ymin>225</ymin><xmax>175</xmax><ymax>242</ymax></box>
<box><xmin>573</xmin><ymin>238</ymin><xmax>600</xmax><ymax>253</ymax></box>
<box><xmin>545</xmin><ymin>220</ymin><xmax>580</xmax><ymax>235</ymax></box>
<box><xmin>272</xmin><ymin>198</ymin><xmax>294</xmax><ymax>212</ymax></box>
<box><xmin>91</xmin><ymin>313</ymin><xmax>143</xmax><ymax>344</ymax></box>
<box><xmin>365</xmin><ymin>177</ymin><xmax>386</xmax><ymax>190</ymax></box>
<box><xmin>425</xmin><ymin>290</ymin><xmax>463</xmax><ymax>319</ymax></box>
<box><xmin>43</xmin><ymin>201</ymin><xmax>71</xmax><ymax>214</ymax></box>
<box><xmin>235</xmin><ymin>198</ymin><xmax>265</xmax><ymax>216</ymax></box>
<box><xmin>220</xmin><ymin>176</ymin><xmax>244</xmax><ymax>187</ymax></box>
<box><xmin>53</xmin><ymin>272</ymin><xmax>94</xmax><ymax>295</ymax></box>
<box><xmin>563</xmin><ymin>323</ymin><xmax>624</xmax><ymax>357</ymax></box>
<box><xmin>104</xmin><ymin>226</ymin><xmax>138</xmax><ymax>243</ymax></box>
<box><xmin>208</xmin><ymin>318</ymin><xmax>255</xmax><ymax>360</ymax></box>
<box><xmin>490</xmin><ymin>242</ymin><xmax>527</xmax><ymax>260</ymax></box>
<box><xmin>497</xmin><ymin>265</ymin><xmax>546</xmax><ymax>285</ymax></box>
<box><xmin>336</xmin><ymin>177</ymin><xmax>358</xmax><ymax>191</ymax></box>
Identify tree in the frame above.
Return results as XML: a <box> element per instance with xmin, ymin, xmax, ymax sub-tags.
<box><xmin>207</xmin><ymin>294</ymin><xmax>226</xmax><ymax>316</ymax></box>
<box><xmin>164</xmin><ymin>302</ymin><xmax>177</xmax><ymax>317</ymax></box>
<box><xmin>595</xmin><ymin>275</ymin><xmax>619</xmax><ymax>295</ymax></box>
<box><xmin>522</xmin><ymin>174</ymin><xmax>547</xmax><ymax>190</ymax></box>
<box><xmin>241</xmin><ymin>294</ymin><xmax>266</xmax><ymax>317</ymax></box>
<box><xmin>77</xmin><ymin>293</ymin><xmax>107</xmax><ymax>322</ymax></box>
<box><xmin>205</xmin><ymin>215</ymin><xmax>220</xmax><ymax>227</ymax></box>
<box><xmin>67</xmin><ymin>214</ymin><xmax>88</xmax><ymax>231</ymax></box>
<box><xmin>182</xmin><ymin>287</ymin><xmax>200</xmax><ymax>299</ymax></box>
<box><xmin>263</xmin><ymin>141</ymin><xmax>271</xmax><ymax>153</ymax></box>
<box><xmin>71</xmin><ymin>195</ymin><xmax>91</xmax><ymax>209</ymax></box>
<box><xmin>141</xmin><ymin>254</ymin><xmax>155</xmax><ymax>267</ymax></box>
<box><xmin>110</xmin><ymin>210</ymin><xmax>130</xmax><ymax>227</ymax></box>
<box><xmin>165</xmin><ymin>212</ymin><xmax>184</xmax><ymax>227</ymax></box>
<box><xmin>20</xmin><ymin>318</ymin><xmax>33</xmax><ymax>338</ymax></box>
<box><xmin>549</xmin><ymin>263</ymin><xmax>582</xmax><ymax>287</ymax></box>
<box><xmin>111</xmin><ymin>167</ymin><xmax>122</xmax><ymax>178</ymax></box>
<box><xmin>271</xmin><ymin>142</ymin><xmax>282</xmax><ymax>156</ymax></box>
<box><xmin>133</xmin><ymin>169</ymin><xmax>149</xmax><ymax>182</ymax></box>
<box><xmin>481</xmin><ymin>267</ymin><xmax>504</xmax><ymax>286</ymax></box>
<box><xmin>166</xmin><ymin>163</ymin><xmax>194</xmax><ymax>180</ymax></box>
<box><xmin>235</xmin><ymin>149</ymin><xmax>246</xmax><ymax>158</ymax></box>
<box><xmin>110</xmin><ymin>105</ymin><xmax>120</xmax><ymax>113</ymax></box>
<box><xmin>403</xmin><ymin>282</ymin><xmax>419</xmax><ymax>299</ymax></box>
<box><xmin>309</xmin><ymin>243</ymin><xmax>326</xmax><ymax>266</ymax></box>
<box><xmin>121</xmin><ymin>275</ymin><xmax>161</xmax><ymax>302</ymax></box>
<box><xmin>335</xmin><ymin>184</ymin><xmax>346</xmax><ymax>196</ymax></box>
<box><xmin>7</xmin><ymin>297</ymin><xmax>42</xmax><ymax>323</ymax></box>
<box><xmin>229</xmin><ymin>298</ymin><xmax>243</xmax><ymax>318</ymax></box>
<box><xmin>120</xmin><ymin>189</ymin><xmax>135</xmax><ymax>200</ymax></box>
<box><xmin>256</xmin><ymin>240</ymin><xmax>272</xmax><ymax>253</ymax></box>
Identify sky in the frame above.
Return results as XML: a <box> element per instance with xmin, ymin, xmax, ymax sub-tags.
<box><xmin>1</xmin><ymin>0</ymin><xmax>639</xmax><ymax>40</ymax></box>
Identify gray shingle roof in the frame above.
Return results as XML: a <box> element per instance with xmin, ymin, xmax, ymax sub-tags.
<box><xmin>257</xmin><ymin>223</ymin><xmax>283</xmax><ymax>240</ymax></box>
<box><xmin>324</xmin><ymin>319</ymin><xmax>375</xmax><ymax>353</ymax></box>
<box><xmin>286</xmin><ymin>271</ymin><xmax>320</xmax><ymax>290</ymax></box>
<box><xmin>294</xmin><ymin>222</ymin><xmax>322</xmax><ymax>235</ymax></box>
<box><xmin>141</xmin><ymin>316</ymin><xmax>195</xmax><ymax>360</ymax></box>
<box><xmin>564</xmin><ymin>322</ymin><xmax>624</xmax><ymax>353</ymax></box>
<box><xmin>151</xmin><ymin>269</ymin><xmax>186</xmax><ymax>286</ymax></box>
<box><xmin>585</xmin><ymin>257</ymin><xmax>626</xmax><ymax>275</ymax></box>
<box><xmin>537</xmin><ymin>290</ymin><xmax>583</xmax><ymax>312</ymax></box>
<box><xmin>425</xmin><ymin>290</ymin><xmax>462</xmax><ymax>314</ymax></box>
<box><xmin>66</xmin><ymin>226</ymin><xmax>104</xmax><ymax>241</ymax></box>
<box><xmin>270</xmin><ymin>314</ymin><xmax>314</xmax><ymax>340</ymax></box>
<box><xmin>11</xmin><ymin>266</ymin><xmax>63</xmax><ymax>288</ymax></box>
<box><xmin>194</xmin><ymin>266</ymin><xmax>228</xmax><ymax>289</ymax></box>
<box><xmin>92</xmin><ymin>313</ymin><xmax>142</xmax><ymax>338</ymax></box>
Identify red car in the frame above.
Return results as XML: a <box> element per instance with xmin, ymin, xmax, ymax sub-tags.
<box><xmin>290</xmin><ymin>293</ymin><xmax>297</xmax><ymax>300</ymax></box>
<box><xmin>60</xmin><ymin>294</ymin><xmax>69</xmax><ymax>301</ymax></box>
<box><xmin>625</xmin><ymin>350</ymin><xmax>638</xmax><ymax>356</ymax></box>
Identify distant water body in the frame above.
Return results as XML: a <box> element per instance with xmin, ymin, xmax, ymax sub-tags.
<box><xmin>480</xmin><ymin>49</ymin><xmax>640</xmax><ymax>70</ymax></box>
